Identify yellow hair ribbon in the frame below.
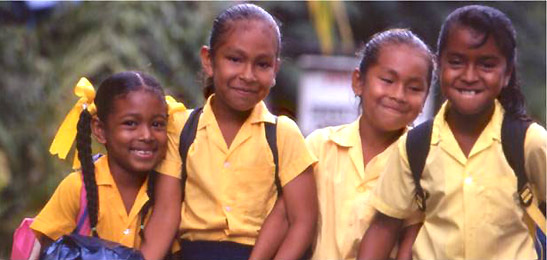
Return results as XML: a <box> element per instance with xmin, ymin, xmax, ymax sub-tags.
<box><xmin>49</xmin><ymin>77</ymin><xmax>96</xmax><ymax>169</ymax></box>
<box><xmin>165</xmin><ymin>95</ymin><xmax>186</xmax><ymax>132</ymax></box>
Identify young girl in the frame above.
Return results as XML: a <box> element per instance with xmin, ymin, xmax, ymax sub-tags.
<box><xmin>254</xmin><ymin>29</ymin><xmax>436</xmax><ymax>260</ymax></box>
<box><xmin>359</xmin><ymin>5</ymin><xmax>546</xmax><ymax>260</ymax></box>
<box><xmin>154</xmin><ymin>3</ymin><xmax>318</xmax><ymax>259</ymax></box>
<box><xmin>31</xmin><ymin>71</ymin><xmax>178</xmax><ymax>258</ymax></box>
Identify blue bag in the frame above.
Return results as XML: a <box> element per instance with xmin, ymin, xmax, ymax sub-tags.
<box><xmin>40</xmin><ymin>234</ymin><xmax>144</xmax><ymax>260</ymax></box>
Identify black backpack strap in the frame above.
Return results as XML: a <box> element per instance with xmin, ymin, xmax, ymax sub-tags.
<box><xmin>406</xmin><ymin>119</ymin><xmax>434</xmax><ymax>211</ymax></box>
<box><xmin>179</xmin><ymin>107</ymin><xmax>203</xmax><ymax>202</ymax></box>
<box><xmin>265</xmin><ymin>117</ymin><xmax>281</xmax><ymax>196</ymax></box>
<box><xmin>501</xmin><ymin>114</ymin><xmax>532</xmax><ymax>207</ymax></box>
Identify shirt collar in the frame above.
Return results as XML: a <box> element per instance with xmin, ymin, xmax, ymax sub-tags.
<box><xmin>199</xmin><ymin>94</ymin><xmax>276</xmax><ymax>130</ymax></box>
<box><xmin>94</xmin><ymin>155</ymin><xmax>114</xmax><ymax>186</ymax></box>
<box><xmin>432</xmin><ymin>99</ymin><xmax>504</xmax><ymax>144</ymax></box>
<box><xmin>329</xmin><ymin>118</ymin><xmax>361</xmax><ymax>148</ymax></box>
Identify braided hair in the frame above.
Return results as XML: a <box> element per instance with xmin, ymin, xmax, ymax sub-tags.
<box><xmin>74</xmin><ymin>71</ymin><xmax>164</xmax><ymax>240</ymax></box>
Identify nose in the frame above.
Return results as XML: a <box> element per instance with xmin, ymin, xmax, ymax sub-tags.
<box><xmin>139</xmin><ymin>126</ymin><xmax>153</xmax><ymax>142</ymax></box>
<box><xmin>389</xmin><ymin>83</ymin><xmax>406</xmax><ymax>103</ymax></box>
<box><xmin>239</xmin><ymin>63</ymin><xmax>256</xmax><ymax>82</ymax></box>
<box><xmin>461</xmin><ymin>64</ymin><xmax>479</xmax><ymax>84</ymax></box>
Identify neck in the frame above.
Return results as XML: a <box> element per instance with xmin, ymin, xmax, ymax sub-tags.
<box><xmin>210</xmin><ymin>96</ymin><xmax>252</xmax><ymax>125</ymax></box>
<box><xmin>108</xmin><ymin>160</ymin><xmax>147</xmax><ymax>190</ymax></box>
<box><xmin>446</xmin><ymin>103</ymin><xmax>495</xmax><ymax>137</ymax></box>
<box><xmin>359</xmin><ymin>116</ymin><xmax>404</xmax><ymax>166</ymax></box>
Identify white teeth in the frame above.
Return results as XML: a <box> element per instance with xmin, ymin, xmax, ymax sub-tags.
<box><xmin>459</xmin><ymin>89</ymin><xmax>478</xmax><ymax>96</ymax></box>
<box><xmin>132</xmin><ymin>150</ymin><xmax>152</xmax><ymax>156</ymax></box>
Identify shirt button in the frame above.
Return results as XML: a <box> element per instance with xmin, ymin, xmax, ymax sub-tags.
<box><xmin>123</xmin><ymin>228</ymin><xmax>130</xmax><ymax>235</ymax></box>
<box><xmin>464</xmin><ymin>176</ymin><xmax>473</xmax><ymax>185</ymax></box>
<box><xmin>224</xmin><ymin>162</ymin><xmax>230</xmax><ymax>168</ymax></box>
<box><xmin>225</xmin><ymin>206</ymin><xmax>232</xmax><ymax>212</ymax></box>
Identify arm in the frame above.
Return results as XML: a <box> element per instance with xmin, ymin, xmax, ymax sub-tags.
<box><xmin>273</xmin><ymin>166</ymin><xmax>317</xmax><ymax>260</ymax></box>
<box><xmin>250</xmin><ymin>198</ymin><xmax>289</xmax><ymax>260</ymax></box>
<box><xmin>358</xmin><ymin>212</ymin><xmax>403</xmax><ymax>260</ymax></box>
<box><xmin>140</xmin><ymin>174</ymin><xmax>181</xmax><ymax>260</ymax></box>
<box><xmin>395</xmin><ymin>223</ymin><xmax>421</xmax><ymax>260</ymax></box>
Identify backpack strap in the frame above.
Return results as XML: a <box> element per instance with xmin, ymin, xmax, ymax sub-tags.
<box><xmin>73</xmin><ymin>154</ymin><xmax>104</xmax><ymax>235</ymax></box>
<box><xmin>179</xmin><ymin>107</ymin><xmax>203</xmax><ymax>202</ymax></box>
<box><xmin>501</xmin><ymin>114</ymin><xmax>532</xmax><ymax>206</ymax></box>
<box><xmin>406</xmin><ymin>119</ymin><xmax>434</xmax><ymax>212</ymax></box>
<box><xmin>265</xmin><ymin>118</ymin><xmax>281</xmax><ymax>196</ymax></box>
<box><xmin>501</xmin><ymin>115</ymin><xmax>546</xmax><ymax>234</ymax></box>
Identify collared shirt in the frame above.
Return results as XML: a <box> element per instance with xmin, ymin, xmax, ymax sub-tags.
<box><xmin>308</xmin><ymin>119</ymin><xmax>420</xmax><ymax>260</ymax></box>
<box><xmin>372</xmin><ymin>100</ymin><xmax>546</xmax><ymax>260</ymax></box>
<box><xmin>156</xmin><ymin>95</ymin><xmax>316</xmax><ymax>246</ymax></box>
<box><xmin>31</xmin><ymin>155</ymin><xmax>151</xmax><ymax>248</ymax></box>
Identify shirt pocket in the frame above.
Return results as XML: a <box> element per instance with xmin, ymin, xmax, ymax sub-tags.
<box><xmin>232</xmin><ymin>165</ymin><xmax>277</xmax><ymax>226</ymax></box>
<box><xmin>480</xmin><ymin>174</ymin><xmax>521</xmax><ymax>230</ymax></box>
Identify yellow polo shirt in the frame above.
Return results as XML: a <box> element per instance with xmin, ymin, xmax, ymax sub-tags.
<box><xmin>372</xmin><ymin>100</ymin><xmax>546</xmax><ymax>260</ymax></box>
<box><xmin>308</xmin><ymin>119</ymin><xmax>421</xmax><ymax>260</ymax></box>
<box><xmin>31</xmin><ymin>155</ymin><xmax>151</xmax><ymax>248</ymax></box>
<box><xmin>156</xmin><ymin>95</ymin><xmax>317</xmax><ymax>246</ymax></box>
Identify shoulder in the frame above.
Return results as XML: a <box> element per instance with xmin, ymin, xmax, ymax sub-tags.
<box><xmin>51</xmin><ymin>170</ymin><xmax>83</xmax><ymax>199</ymax></box>
<box><xmin>305</xmin><ymin>124</ymin><xmax>347</xmax><ymax>146</ymax></box>
<box><xmin>276</xmin><ymin>116</ymin><xmax>306</xmax><ymax>139</ymax></box>
<box><xmin>525</xmin><ymin>122</ymin><xmax>547</xmax><ymax>152</ymax></box>
<box><xmin>169</xmin><ymin>108</ymin><xmax>193</xmax><ymax>135</ymax></box>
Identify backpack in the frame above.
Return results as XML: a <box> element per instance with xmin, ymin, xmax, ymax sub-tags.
<box><xmin>11</xmin><ymin>174</ymin><xmax>91</xmax><ymax>260</ymax></box>
<box><xmin>178</xmin><ymin>107</ymin><xmax>281</xmax><ymax>201</ymax></box>
<box><xmin>406</xmin><ymin>114</ymin><xmax>546</xmax><ymax>259</ymax></box>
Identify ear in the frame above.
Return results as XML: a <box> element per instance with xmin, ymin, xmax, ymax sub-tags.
<box><xmin>200</xmin><ymin>45</ymin><xmax>214</xmax><ymax>77</ymax></box>
<box><xmin>91</xmin><ymin>116</ymin><xmax>107</xmax><ymax>145</ymax></box>
<box><xmin>274</xmin><ymin>58</ymin><xmax>281</xmax><ymax>75</ymax></box>
<box><xmin>351</xmin><ymin>68</ymin><xmax>363</xmax><ymax>96</ymax></box>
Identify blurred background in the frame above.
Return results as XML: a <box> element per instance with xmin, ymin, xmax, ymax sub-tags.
<box><xmin>0</xmin><ymin>1</ymin><xmax>544</xmax><ymax>256</ymax></box>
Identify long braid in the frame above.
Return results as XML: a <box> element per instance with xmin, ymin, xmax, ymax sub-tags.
<box><xmin>76</xmin><ymin>109</ymin><xmax>99</xmax><ymax>237</ymax></box>
<box><xmin>138</xmin><ymin>170</ymin><xmax>156</xmax><ymax>241</ymax></box>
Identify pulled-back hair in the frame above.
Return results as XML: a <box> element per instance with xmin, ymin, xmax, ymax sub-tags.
<box><xmin>75</xmin><ymin>71</ymin><xmax>164</xmax><ymax>240</ymax></box>
<box><xmin>437</xmin><ymin>5</ymin><xmax>531</xmax><ymax>121</ymax></box>
<box><xmin>203</xmin><ymin>3</ymin><xmax>281</xmax><ymax>99</ymax></box>
<box><xmin>358</xmin><ymin>28</ymin><xmax>437</xmax><ymax>91</ymax></box>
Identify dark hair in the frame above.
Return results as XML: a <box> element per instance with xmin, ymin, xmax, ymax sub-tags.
<box><xmin>437</xmin><ymin>5</ymin><xmax>531</xmax><ymax>121</ymax></box>
<box><xmin>358</xmin><ymin>28</ymin><xmax>436</xmax><ymax>90</ymax></box>
<box><xmin>75</xmin><ymin>71</ymin><xmax>164</xmax><ymax>240</ymax></box>
<box><xmin>203</xmin><ymin>3</ymin><xmax>281</xmax><ymax>99</ymax></box>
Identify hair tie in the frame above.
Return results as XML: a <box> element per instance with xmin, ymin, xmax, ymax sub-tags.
<box><xmin>49</xmin><ymin>77</ymin><xmax>97</xmax><ymax>169</ymax></box>
<box><xmin>165</xmin><ymin>95</ymin><xmax>186</xmax><ymax>132</ymax></box>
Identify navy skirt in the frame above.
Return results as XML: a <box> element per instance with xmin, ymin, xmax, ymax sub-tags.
<box><xmin>172</xmin><ymin>240</ymin><xmax>253</xmax><ymax>260</ymax></box>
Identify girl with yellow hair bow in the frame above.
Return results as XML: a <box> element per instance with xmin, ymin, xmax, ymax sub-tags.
<box><xmin>32</xmin><ymin>71</ymin><xmax>184</xmax><ymax>259</ymax></box>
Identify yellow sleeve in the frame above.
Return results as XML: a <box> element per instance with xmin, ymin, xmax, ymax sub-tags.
<box><xmin>371</xmin><ymin>134</ymin><xmax>418</xmax><ymax>219</ymax></box>
<box><xmin>524</xmin><ymin>123</ymin><xmax>547</xmax><ymax>202</ymax></box>
<box><xmin>30</xmin><ymin>172</ymin><xmax>81</xmax><ymax>240</ymax></box>
<box><xmin>155</xmin><ymin>109</ymin><xmax>191</xmax><ymax>179</ymax></box>
<box><xmin>305</xmin><ymin>128</ymin><xmax>326</xmax><ymax>172</ymax></box>
<box><xmin>277</xmin><ymin>116</ymin><xmax>318</xmax><ymax>187</ymax></box>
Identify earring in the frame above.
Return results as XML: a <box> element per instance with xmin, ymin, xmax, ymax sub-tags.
<box><xmin>271</xmin><ymin>79</ymin><xmax>276</xmax><ymax>88</ymax></box>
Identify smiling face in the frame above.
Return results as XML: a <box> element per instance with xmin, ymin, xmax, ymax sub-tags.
<box><xmin>353</xmin><ymin>44</ymin><xmax>430</xmax><ymax>132</ymax></box>
<box><xmin>201</xmin><ymin>19</ymin><xmax>280</xmax><ymax>113</ymax></box>
<box><xmin>93</xmin><ymin>89</ymin><xmax>168</xmax><ymax>177</ymax></box>
<box><xmin>440</xmin><ymin>25</ymin><xmax>512</xmax><ymax>117</ymax></box>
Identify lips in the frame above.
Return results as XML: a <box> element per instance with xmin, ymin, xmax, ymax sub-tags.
<box><xmin>231</xmin><ymin>86</ymin><xmax>257</xmax><ymax>95</ymax></box>
<box><xmin>130</xmin><ymin>148</ymin><xmax>155</xmax><ymax>159</ymax></box>
<box><xmin>455</xmin><ymin>88</ymin><xmax>484</xmax><ymax>97</ymax></box>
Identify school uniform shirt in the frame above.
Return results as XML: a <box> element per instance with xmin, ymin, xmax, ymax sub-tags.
<box><xmin>307</xmin><ymin>119</ymin><xmax>422</xmax><ymax>260</ymax></box>
<box><xmin>372</xmin><ymin>100</ymin><xmax>547</xmax><ymax>260</ymax></box>
<box><xmin>31</xmin><ymin>155</ymin><xmax>151</xmax><ymax>248</ymax></box>
<box><xmin>156</xmin><ymin>95</ymin><xmax>317</xmax><ymax>246</ymax></box>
